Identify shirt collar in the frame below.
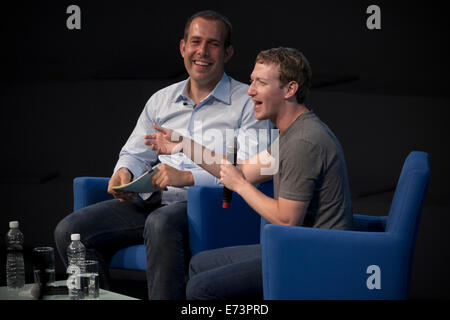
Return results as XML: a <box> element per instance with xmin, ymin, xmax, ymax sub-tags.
<box><xmin>174</xmin><ymin>73</ymin><xmax>231</xmax><ymax>105</ymax></box>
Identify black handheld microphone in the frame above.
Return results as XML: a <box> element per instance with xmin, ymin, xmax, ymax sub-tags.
<box><xmin>222</xmin><ymin>140</ymin><xmax>237</xmax><ymax>209</ymax></box>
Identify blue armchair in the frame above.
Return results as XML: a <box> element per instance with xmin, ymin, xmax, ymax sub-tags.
<box><xmin>73</xmin><ymin>177</ymin><xmax>273</xmax><ymax>270</ymax></box>
<box><xmin>261</xmin><ymin>151</ymin><xmax>430</xmax><ymax>299</ymax></box>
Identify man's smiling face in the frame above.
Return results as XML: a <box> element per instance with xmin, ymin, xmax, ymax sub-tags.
<box><xmin>180</xmin><ymin>17</ymin><xmax>233</xmax><ymax>88</ymax></box>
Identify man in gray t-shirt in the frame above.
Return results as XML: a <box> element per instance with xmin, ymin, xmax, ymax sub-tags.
<box><xmin>147</xmin><ymin>47</ymin><xmax>353</xmax><ymax>299</ymax></box>
<box><xmin>270</xmin><ymin>110</ymin><xmax>352</xmax><ymax>230</ymax></box>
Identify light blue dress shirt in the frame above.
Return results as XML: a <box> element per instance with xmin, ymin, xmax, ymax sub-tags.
<box><xmin>113</xmin><ymin>73</ymin><xmax>271</xmax><ymax>202</ymax></box>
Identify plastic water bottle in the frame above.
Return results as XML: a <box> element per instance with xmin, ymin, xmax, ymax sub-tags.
<box><xmin>6</xmin><ymin>221</ymin><xmax>25</xmax><ymax>291</ymax></box>
<box><xmin>67</xmin><ymin>233</ymin><xmax>86</xmax><ymax>267</ymax></box>
<box><xmin>67</xmin><ymin>233</ymin><xmax>86</xmax><ymax>299</ymax></box>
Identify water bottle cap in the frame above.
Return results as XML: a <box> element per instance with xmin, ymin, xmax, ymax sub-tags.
<box><xmin>71</xmin><ymin>233</ymin><xmax>81</xmax><ymax>241</ymax></box>
<box><xmin>9</xmin><ymin>221</ymin><xmax>19</xmax><ymax>228</ymax></box>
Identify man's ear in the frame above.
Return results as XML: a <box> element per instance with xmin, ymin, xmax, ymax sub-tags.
<box><xmin>285</xmin><ymin>81</ymin><xmax>299</xmax><ymax>100</ymax></box>
<box><xmin>224</xmin><ymin>45</ymin><xmax>234</xmax><ymax>63</ymax></box>
<box><xmin>180</xmin><ymin>39</ymin><xmax>186</xmax><ymax>58</ymax></box>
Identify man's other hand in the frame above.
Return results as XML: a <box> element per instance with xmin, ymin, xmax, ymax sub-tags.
<box><xmin>152</xmin><ymin>164</ymin><xmax>194</xmax><ymax>190</ymax></box>
<box><xmin>107</xmin><ymin>167</ymin><xmax>136</xmax><ymax>202</ymax></box>
<box><xmin>145</xmin><ymin>123</ymin><xmax>183</xmax><ymax>155</ymax></box>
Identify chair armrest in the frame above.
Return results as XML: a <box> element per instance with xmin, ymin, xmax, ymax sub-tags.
<box><xmin>73</xmin><ymin>177</ymin><xmax>113</xmax><ymax>211</ymax></box>
<box><xmin>187</xmin><ymin>181</ymin><xmax>272</xmax><ymax>256</ymax></box>
<box><xmin>262</xmin><ymin>224</ymin><xmax>410</xmax><ymax>300</ymax></box>
<box><xmin>353</xmin><ymin>214</ymin><xmax>387</xmax><ymax>232</ymax></box>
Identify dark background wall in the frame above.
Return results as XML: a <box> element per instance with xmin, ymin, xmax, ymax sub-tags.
<box><xmin>0</xmin><ymin>1</ymin><xmax>449</xmax><ymax>299</ymax></box>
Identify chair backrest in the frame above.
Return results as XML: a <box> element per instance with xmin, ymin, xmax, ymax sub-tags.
<box><xmin>384</xmin><ymin>151</ymin><xmax>430</xmax><ymax>292</ymax></box>
<box><xmin>385</xmin><ymin>151</ymin><xmax>430</xmax><ymax>236</ymax></box>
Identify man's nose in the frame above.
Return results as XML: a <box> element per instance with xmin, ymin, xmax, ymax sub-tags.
<box><xmin>198</xmin><ymin>42</ymin><xmax>209</xmax><ymax>57</ymax></box>
<box><xmin>248</xmin><ymin>82</ymin><xmax>256</xmax><ymax>96</ymax></box>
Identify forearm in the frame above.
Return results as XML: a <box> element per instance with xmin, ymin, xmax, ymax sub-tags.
<box><xmin>190</xmin><ymin>168</ymin><xmax>222</xmax><ymax>186</ymax></box>
<box><xmin>235</xmin><ymin>181</ymin><xmax>286</xmax><ymax>225</ymax></box>
<box><xmin>117</xmin><ymin>105</ymin><xmax>159</xmax><ymax>177</ymax></box>
<box><xmin>180</xmin><ymin>137</ymin><xmax>271</xmax><ymax>185</ymax></box>
<box><xmin>114</xmin><ymin>154</ymin><xmax>149</xmax><ymax>179</ymax></box>
<box><xmin>148</xmin><ymin>125</ymin><xmax>270</xmax><ymax>183</ymax></box>
<box><xmin>180</xmin><ymin>136</ymin><xmax>225</xmax><ymax>179</ymax></box>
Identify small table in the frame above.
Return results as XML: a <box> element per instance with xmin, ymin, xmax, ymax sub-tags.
<box><xmin>0</xmin><ymin>280</ymin><xmax>139</xmax><ymax>300</ymax></box>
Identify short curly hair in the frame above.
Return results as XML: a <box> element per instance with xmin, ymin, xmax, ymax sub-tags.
<box><xmin>256</xmin><ymin>47</ymin><xmax>312</xmax><ymax>104</ymax></box>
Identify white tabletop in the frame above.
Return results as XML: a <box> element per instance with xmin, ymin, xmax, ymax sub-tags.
<box><xmin>0</xmin><ymin>280</ymin><xmax>139</xmax><ymax>300</ymax></box>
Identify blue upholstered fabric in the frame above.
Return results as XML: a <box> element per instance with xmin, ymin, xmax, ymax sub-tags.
<box><xmin>187</xmin><ymin>180</ymin><xmax>273</xmax><ymax>256</ymax></box>
<box><xmin>73</xmin><ymin>177</ymin><xmax>145</xmax><ymax>270</ymax></box>
<box><xmin>73</xmin><ymin>177</ymin><xmax>273</xmax><ymax>270</ymax></box>
<box><xmin>73</xmin><ymin>151</ymin><xmax>429</xmax><ymax>299</ymax></box>
<box><xmin>73</xmin><ymin>177</ymin><xmax>113</xmax><ymax>211</ymax></box>
<box><xmin>261</xmin><ymin>151</ymin><xmax>430</xmax><ymax>299</ymax></box>
<box><xmin>109</xmin><ymin>244</ymin><xmax>147</xmax><ymax>270</ymax></box>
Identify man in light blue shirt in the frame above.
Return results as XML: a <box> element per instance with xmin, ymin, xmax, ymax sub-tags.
<box><xmin>54</xmin><ymin>10</ymin><xmax>270</xmax><ymax>300</ymax></box>
<box><xmin>113</xmin><ymin>72</ymin><xmax>264</xmax><ymax>203</ymax></box>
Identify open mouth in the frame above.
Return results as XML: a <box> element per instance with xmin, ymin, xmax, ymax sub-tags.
<box><xmin>253</xmin><ymin>99</ymin><xmax>263</xmax><ymax>110</ymax></box>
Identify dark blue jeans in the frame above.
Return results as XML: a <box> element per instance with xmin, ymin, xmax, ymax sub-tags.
<box><xmin>186</xmin><ymin>244</ymin><xmax>263</xmax><ymax>300</ymax></box>
<box><xmin>54</xmin><ymin>193</ymin><xmax>190</xmax><ymax>300</ymax></box>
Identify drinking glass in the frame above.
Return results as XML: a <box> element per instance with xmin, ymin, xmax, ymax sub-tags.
<box><xmin>67</xmin><ymin>260</ymin><xmax>99</xmax><ymax>300</ymax></box>
<box><xmin>32</xmin><ymin>247</ymin><xmax>56</xmax><ymax>287</ymax></box>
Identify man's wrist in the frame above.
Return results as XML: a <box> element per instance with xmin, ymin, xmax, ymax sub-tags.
<box><xmin>183</xmin><ymin>171</ymin><xmax>194</xmax><ymax>186</ymax></box>
<box><xmin>118</xmin><ymin>167</ymin><xmax>133</xmax><ymax>180</ymax></box>
<box><xmin>235</xmin><ymin>178</ymin><xmax>251</xmax><ymax>195</ymax></box>
<box><xmin>173</xmin><ymin>141</ymin><xmax>183</xmax><ymax>154</ymax></box>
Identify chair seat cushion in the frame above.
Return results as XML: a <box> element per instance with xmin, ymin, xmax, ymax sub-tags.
<box><xmin>109</xmin><ymin>244</ymin><xmax>146</xmax><ymax>270</ymax></box>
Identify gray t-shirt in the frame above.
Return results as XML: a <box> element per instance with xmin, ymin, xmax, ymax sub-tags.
<box><xmin>268</xmin><ymin>111</ymin><xmax>352</xmax><ymax>230</ymax></box>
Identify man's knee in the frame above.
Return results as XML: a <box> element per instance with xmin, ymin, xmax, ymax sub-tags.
<box><xmin>54</xmin><ymin>206</ymin><xmax>95</xmax><ymax>247</ymax></box>
<box><xmin>188</xmin><ymin>251</ymin><xmax>209</xmax><ymax>279</ymax></box>
<box><xmin>54</xmin><ymin>211</ymin><xmax>86</xmax><ymax>267</ymax></box>
<box><xmin>54</xmin><ymin>213</ymin><xmax>77</xmax><ymax>244</ymax></box>
<box><xmin>144</xmin><ymin>210</ymin><xmax>168</xmax><ymax>239</ymax></box>
<box><xmin>186</xmin><ymin>273</ymin><xmax>214</xmax><ymax>300</ymax></box>
<box><xmin>143</xmin><ymin>203</ymin><xmax>187</xmax><ymax>240</ymax></box>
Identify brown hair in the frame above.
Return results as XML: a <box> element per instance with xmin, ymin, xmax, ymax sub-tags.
<box><xmin>256</xmin><ymin>47</ymin><xmax>312</xmax><ymax>104</ymax></box>
<box><xmin>184</xmin><ymin>10</ymin><xmax>232</xmax><ymax>48</ymax></box>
